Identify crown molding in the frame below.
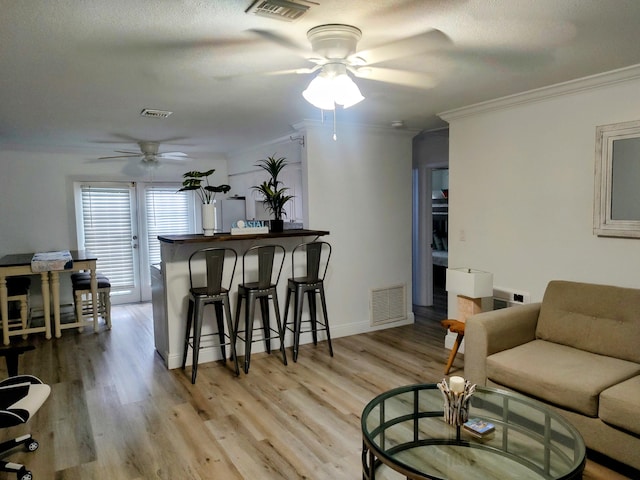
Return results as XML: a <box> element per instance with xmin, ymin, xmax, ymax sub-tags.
<box><xmin>439</xmin><ymin>64</ymin><xmax>640</xmax><ymax>122</ymax></box>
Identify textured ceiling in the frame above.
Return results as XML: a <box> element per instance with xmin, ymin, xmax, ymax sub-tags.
<box><xmin>2</xmin><ymin>0</ymin><xmax>640</xmax><ymax>158</ymax></box>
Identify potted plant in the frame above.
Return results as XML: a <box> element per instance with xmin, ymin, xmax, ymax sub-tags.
<box><xmin>252</xmin><ymin>155</ymin><xmax>294</xmax><ymax>232</ymax></box>
<box><xmin>179</xmin><ymin>169</ymin><xmax>230</xmax><ymax>236</ymax></box>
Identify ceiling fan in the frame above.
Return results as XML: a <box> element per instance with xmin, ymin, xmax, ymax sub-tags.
<box><xmin>249</xmin><ymin>24</ymin><xmax>452</xmax><ymax>93</ymax></box>
<box><xmin>99</xmin><ymin>141</ymin><xmax>190</xmax><ymax>165</ymax></box>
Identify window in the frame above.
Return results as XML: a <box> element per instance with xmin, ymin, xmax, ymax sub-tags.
<box><xmin>144</xmin><ymin>185</ymin><xmax>193</xmax><ymax>267</ymax></box>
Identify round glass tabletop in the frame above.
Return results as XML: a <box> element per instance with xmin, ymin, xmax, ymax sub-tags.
<box><xmin>361</xmin><ymin>384</ymin><xmax>585</xmax><ymax>480</ymax></box>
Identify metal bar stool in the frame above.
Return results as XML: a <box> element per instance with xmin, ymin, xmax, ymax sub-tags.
<box><xmin>283</xmin><ymin>241</ymin><xmax>333</xmax><ymax>362</ymax></box>
<box><xmin>71</xmin><ymin>272</ymin><xmax>112</xmax><ymax>332</ymax></box>
<box><xmin>181</xmin><ymin>247</ymin><xmax>239</xmax><ymax>383</ymax></box>
<box><xmin>233</xmin><ymin>244</ymin><xmax>287</xmax><ymax>374</ymax></box>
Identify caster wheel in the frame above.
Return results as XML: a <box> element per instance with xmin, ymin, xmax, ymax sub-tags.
<box><xmin>26</xmin><ymin>440</ymin><xmax>39</xmax><ymax>452</ymax></box>
<box><xmin>18</xmin><ymin>468</ymin><xmax>32</xmax><ymax>480</ymax></box>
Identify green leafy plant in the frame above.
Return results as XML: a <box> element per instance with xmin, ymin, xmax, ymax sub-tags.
<box><xmin>179</xmin><ymin>169</ymin><xmax>231</xmax><ymax>204</ymax></box>
<box><xmin>252</xmin><ymin>155</ymin><xmax>294</xmax><ymax>221</ymax></box>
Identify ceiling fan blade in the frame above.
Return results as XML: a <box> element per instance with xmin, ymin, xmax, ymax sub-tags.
<box><xmin>249</xmin><ymin>29</ymin><xmax>310</xmax><ymax>58</ymax></box>
<box><xmin>98</xmin><ymin>153</ymin><xmax>142</xmax><ymax>160</ymax></box>
<box><xmin>214</xmin><ymin>65</ymin><xmax>318</xmax><ymax>81</ymax></box>
<box><xmin>263</xmin><ymin>65</ymin><xmax>321</xmax><ymax>76</ymax></box>
<box><xmin>158</xmin><ymin>156</ymin><xmax>191</xmax><ymax>163</ymax></box>
<box><xmin>354</xmin><ymin>29</ymin><xmax>452</xmax><ymax>66</ymax></box>
<box><xmin>352</xmin><ymin>67</ymin><xmax>438</xmax><ymax>89</ymax></box>
<box><xmin>157</xmin><ymin>151</ymin><xmax>188</xmax><ymax>157</ymax></box>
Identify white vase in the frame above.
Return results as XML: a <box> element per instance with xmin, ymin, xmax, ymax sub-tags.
<box><xmin>202</xmin><ymin>203</ymin><xmax>215</xmax><ymax>236</ymax></box>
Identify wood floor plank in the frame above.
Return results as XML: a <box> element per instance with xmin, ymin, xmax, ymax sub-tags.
<box><xmin>0</xmin><ymin>302</ymin><xmax>635</xmax><ymax>479</ymax></box>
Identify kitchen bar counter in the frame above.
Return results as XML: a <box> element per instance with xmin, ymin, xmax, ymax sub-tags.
<box><xmin>152</xmin><ymin>228</ymin><xmax>330</xmax><ymax>369</ymax></box>
<box><xmin>158</xmin><ymin>229</ymin><xmax>329</xmax><ymax>244</ymax></box>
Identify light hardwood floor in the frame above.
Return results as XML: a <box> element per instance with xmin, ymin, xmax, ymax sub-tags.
<box><xmin>1</xmin><ymin>303</ymin><xmax>635</xmax><ymax>479</ymax></box>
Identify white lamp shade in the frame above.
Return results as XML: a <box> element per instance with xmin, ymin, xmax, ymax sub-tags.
<box><xmin>446</xmin><ymin>268</ymin><xmax>494</xmax><ymax>298</ymax></box>
<box><xmin>302</xmin><ymin>75</ymin><xmax>335</xmax><ymax>110</ymax></box>
<box><xmin>332</xmin><ymin>73</ymin><xmax>364</xmax><ymax>108</ymax></box>
<box><xmin>302</xmin><ymin>68</ymin><xmax>364</xmax><ymax>110</ymax></box>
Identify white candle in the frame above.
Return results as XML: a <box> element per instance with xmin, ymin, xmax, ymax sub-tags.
<box><xmin>449</xmin><ymin>376</ymin><xmax>465</xmax><ymax>394</ymax></box>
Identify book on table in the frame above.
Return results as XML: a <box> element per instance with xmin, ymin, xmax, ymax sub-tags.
<box><xmin>463</xmin><ymin>418</ymin><xmax>495</xmax><ymax>437</ymax></box>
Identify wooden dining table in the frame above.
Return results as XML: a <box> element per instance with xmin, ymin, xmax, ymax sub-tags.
<box><xmin>0</xmin><ymin>250</ymin><xmax>99</xmax><ymax>344</ymax></box>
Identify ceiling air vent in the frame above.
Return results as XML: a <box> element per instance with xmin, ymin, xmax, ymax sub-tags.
<box><xmin>140</xmin><ymin>108</ymin><xmax>173</xmax><ymax>119</ymax></box>
<box><xmin>245</xmin><ymin>0</ymin><xmax>312</xmax><ymax>22</ymax></box>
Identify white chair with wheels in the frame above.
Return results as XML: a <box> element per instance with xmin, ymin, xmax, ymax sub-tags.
<box><xmin>0</xmin><ymin>346</ymin><xmax>50</xmax><ymax>480</ymax></box>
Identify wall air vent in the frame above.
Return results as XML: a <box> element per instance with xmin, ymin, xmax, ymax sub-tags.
<box><xmin>245</xmin><ymin>0</ymin><xmax>312</xmax><ymax>22</ymax></box>
<box><xmin>140</xmin><ymin>108</ymin><xmax>173</xmax><ymax>119</ymax></box>
<box><xmin>370</xmin><ymin>284</ymin><xmax>407</xmax><ymax>326</ymax></box>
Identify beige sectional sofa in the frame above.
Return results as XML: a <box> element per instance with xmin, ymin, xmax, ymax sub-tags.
<box><xmin>464</xmin><ymin>280</ymin><xmax>640</xmax><ymax>471</ymax></box>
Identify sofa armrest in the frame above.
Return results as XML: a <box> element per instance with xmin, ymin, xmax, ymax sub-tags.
<box><xmin>464</xmin><ymin>303</ymin><xmax>541</xmax><ymax>386</ymax></box>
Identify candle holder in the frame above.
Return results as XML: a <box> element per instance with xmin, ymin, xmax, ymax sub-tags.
<box><xmin>437</xmin><ymin>376</ymin><xmax>476</xmax><ymax>426</ymax></box>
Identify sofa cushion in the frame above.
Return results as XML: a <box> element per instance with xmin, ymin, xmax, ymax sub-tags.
<box><xmin>536</xmin><ymin>280</ymin><xmax>640</xmax><ymax>364</ymax></box>
<box><xmin>486</xmin><ymin>339</ymin><xmax>640</xmax><ymax>416</ymax></box>
<box><xmin>599</xmin><ymin>375</ymin><xmax>640</xmax><ymax>436</ymax></box>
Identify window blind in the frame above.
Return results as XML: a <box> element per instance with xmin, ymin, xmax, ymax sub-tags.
<box><xmin>145</xmin><ymin>186</ymin><xmax>192</xmax><ymax>266</ymax></box>
<box><xmin>80</xmin><ymin>185</ymin><xmax>135</xmax><ymax>292</ymax></box>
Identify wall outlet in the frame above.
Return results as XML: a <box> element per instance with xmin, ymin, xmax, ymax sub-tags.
<box><xmin>493</xmin><ymin>287</ymin><xmax>530</xmax><ymax>308</ymax></box>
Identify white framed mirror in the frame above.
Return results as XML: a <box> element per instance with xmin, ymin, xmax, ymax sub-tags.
<box><xmin>594</xmin><ymin>119</ymin><xmax>640</xmax><ymax>238</ymax></box>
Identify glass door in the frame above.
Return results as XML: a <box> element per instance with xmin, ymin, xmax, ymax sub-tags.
<box><xmin>75</xmin><ymin>182</ymin><xmax>141</xmax><ymax>304</ymax></box>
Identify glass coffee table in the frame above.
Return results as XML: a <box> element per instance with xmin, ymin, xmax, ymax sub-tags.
<box><xmin>362</xmin><ymin>384</ymin><xmax>585</xmax><ymax>480</ymax></box>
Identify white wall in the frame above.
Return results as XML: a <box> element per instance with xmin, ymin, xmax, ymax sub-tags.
<box><xmin>440</xmin><ymin>66</ymin><xmax>640</xmax><ymax>309</ymax></box>
<box><xmin>226</xmin><ymin>135</ymin><xmax>304</xmax><ymax>222</ymax></box>
<box><xmin>0</xmin><ymin>148</ymin><xmax>228</xmax><ymax>255</ymax></box>
<box><xmin>303</xmin><ymin>122</ymin><xmax>415</xmax><ymax>337</ymax></box>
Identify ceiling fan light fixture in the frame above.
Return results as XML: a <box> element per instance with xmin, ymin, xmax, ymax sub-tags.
<box><xmin>302</xmin><ymin>65</ymin><xmax>364</xmax><ymax>110</ymax></box>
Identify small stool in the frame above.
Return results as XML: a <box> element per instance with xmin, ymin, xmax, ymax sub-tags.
<box><xmin>234</xmin><ymin>245</ymin><xmax>288</xmax><ymax>374</ymax></box>
<box><xmin>441</xmin><ymin>319</ymin><xmax>465</xmax><ymax>374</ymax></box>
<box><xmin>70</xmin><ymin>273</ymin><xmax>112</xmax><ymax>332</ymax></box>
<box><xmin>181</xmin><ymin>247</ymin><xmax>239</xmax><ymax>383</ymax></box>
<box><xmin>283</xmin><ymin>241</ymin><xmax>333</xmax><ymax>362</ymax></box>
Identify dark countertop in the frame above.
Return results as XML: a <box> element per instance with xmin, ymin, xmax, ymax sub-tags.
<box><xmin>158</xmin><ymin>229</ymin><xmax>330</xmax><ymax>244</ymax></box>
<box><xmin>0</xmin><ymin>250</ymin><xmax>97</xmax><ymax>267</ymax></box>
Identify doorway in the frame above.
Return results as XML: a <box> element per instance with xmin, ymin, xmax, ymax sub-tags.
<box><xmin>74</xmin><ymin>181</ymin><xmax>195</xmax><ymax>304</ymax></box>
<box><xmin>412</xmin><ymin>128</ymin><xmax>449</xmax><ymax>313</ymax></box>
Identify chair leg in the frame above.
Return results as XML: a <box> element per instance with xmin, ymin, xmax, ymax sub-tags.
<box><xmin>319</xmin><ymin>286</ymin><xmax>333</xmax><ymax>357</ymax></box>
<box><xmin>444</xmin><ymin>333</ymin><xmax>464</xmax><ymax>375</ymax></box>
<box><xmin>214</xmin><ymin>301</ymin><xmax>226</xmax><ymax>361</ymax></box>
<box><xmin>283</xmin><ymin>286</ymin><xmax>292</xmax><ymax>341</ymax></box>
<box><xmin>244</xmin><ymin>295</ymin><xmax>256</xmax><ymax>374</ymax></box>
<box><xmin>224</xmin><ymin>298</ymin><xmax>240</xmax><ymax>376</ymax></box>
<box><xmin>259</xmin><ymin>296</ymin><xmax>271</xmax><ymax>354</ymax></box>
<box><xmin>74</xmin><ymin>290</ymin><xmax>83</xmax><ymax>328</ymax></box>
<box><xmin>271</xmin><ymin>290</ymin><xmax>287</xmax><ymax>367</ymax></box>
<box><xmin>307</xmin><ymin>289</ymin><xmax>318</xmax><ymax>345</ymax></box>
<box><xmin>104</xmin><ymin>290</ymin><xmax>112</xmax><ymax>329</ymax></box>
<box><xmin>191</xmin><ymin>300</ymin><xmax>204</xmax><ymax>384</ymax></box>
<box><xmin>293</xmin><ymin>287</ymin><xmax>304</xmax><ymax>362</ymax></box>
<box><xmin>181</xmin><ymin>299</ymin><xmax>194</xmax><ymax>370</ymax></box>
<box><xmin>233</xmin><ymin>293</ymin><xmax>243</xmax><ymax>350</ymax></box>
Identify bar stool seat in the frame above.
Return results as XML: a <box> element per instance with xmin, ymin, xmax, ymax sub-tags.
<box><xmin>181</xmin><ymin>247</ymin><xmax>239</xmax><ymax>383</ymax></box>
<box><xmin>283</xmin><ymin>241</ymin><xmax>333</xmax><ymax>362</ymax></box>
<box><xmin>234</xmin><ymin>245</ymin><xmax>287</xmax><ymax>374</ymax></box>
<box><xmin>70</xmin><ymin>274</ymin><xmax>112</xmax><ymax>332</ymax></box>
<box><xmin>441</xmin><ymin>319</ymin><xmax>465</xmax><ymax>374</ymax></box>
